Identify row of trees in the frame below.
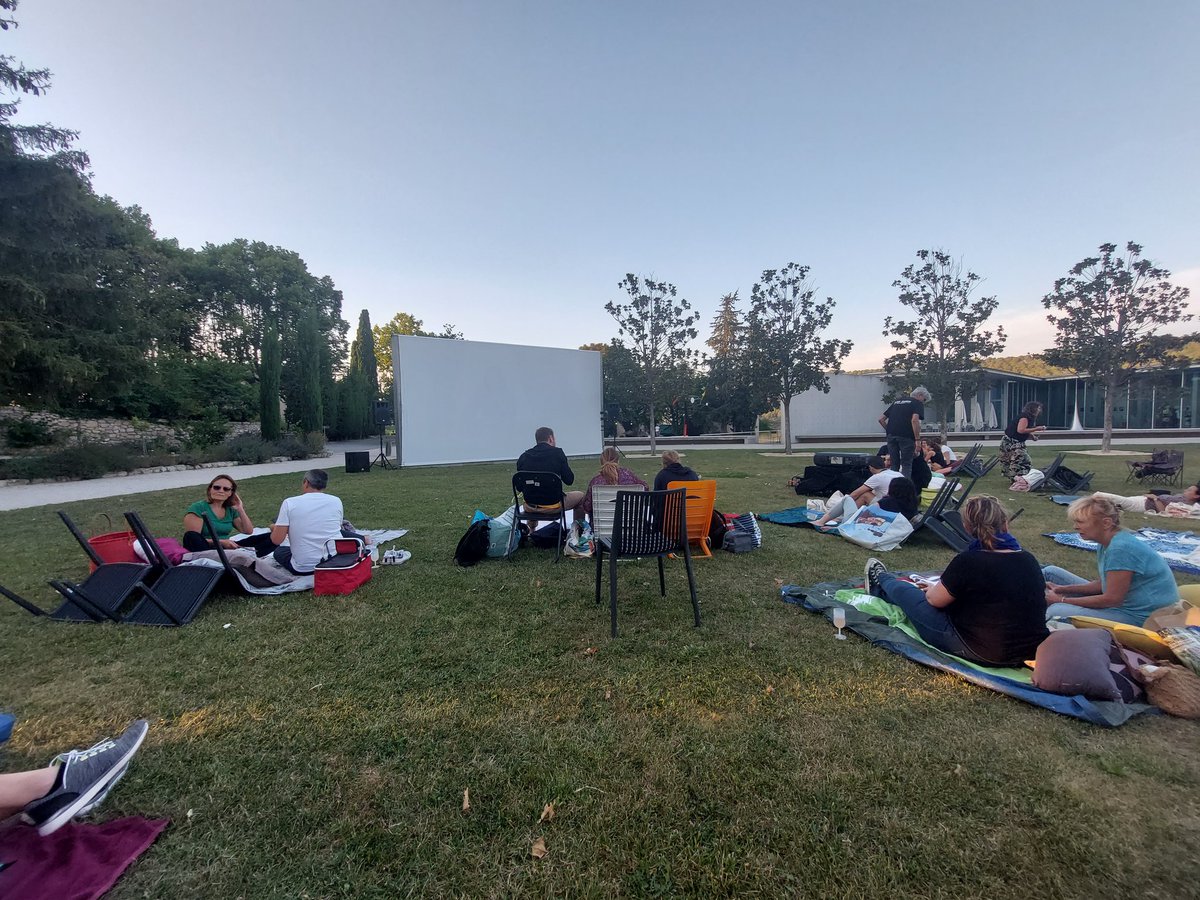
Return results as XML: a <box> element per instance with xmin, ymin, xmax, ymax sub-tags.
<box><xmin>595</xmin><ymin>242</ymin><xmax>1191</xmax><ymax>453</ymax></box>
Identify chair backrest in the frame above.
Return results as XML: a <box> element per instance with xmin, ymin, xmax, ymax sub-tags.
<box><xmin>591</xmin><ymin>484</ymin><xmax>646</xmax><ymax>541</ymax></box>
<box><xmin>57</xmin><ymin>511</ymin><xmax>106</xmax><ymax>568</ymax></box>
<box><xmin>668</xmin><ymin>479</ymin><xmax>716</xmax><ymax>548</ymax></box>
<box><xmin>611</xmin><ymin>488</ymin><xmax>687</xmax><ymax>557</ymax></box>
<box><xmin>512</xmin><ymin>471</ymin><xmax>565</xmax><ymax>507</ymax></box>
<box><xmin>124</xmin><ymin>511</ymin><xmax>174</xmax><ymax>570</ymax></box>
<box><xmin>1164</xmin><ymin>450</ymin><xmax>1185</xmax><ymax>468</ymax></box>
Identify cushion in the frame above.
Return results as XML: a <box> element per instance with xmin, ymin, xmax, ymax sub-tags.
<box><xmin>1033</xmin><ymin>629</ymin><xmax>1122</xmax><ymax>701</ymax></box>
<box><xmin>1069</xmin><ymin>616</ymin><xmax>1176</xmax><ymax>661</ymax></box>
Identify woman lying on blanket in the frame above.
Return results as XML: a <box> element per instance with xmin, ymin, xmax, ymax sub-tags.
<box><xmin>1043</xmin><ymin>495</ymin><xmax>1178</xmax><ymax>626</ymax></box>
<box><xmin>862</xmin><ymin>496</ymin><xmax>1049</xmax><ymax>667</ymax></box>
<box><xmin>182</xmin><ymin>474</ymin><xmax>265</xmax><ymax>552</ymax></box>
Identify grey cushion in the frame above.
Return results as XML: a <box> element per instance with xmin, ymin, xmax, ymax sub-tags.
<box><xmin>1032</xmin><ymin>628</ymin><xmax>1122</xmax><ymax>701</ymax></box>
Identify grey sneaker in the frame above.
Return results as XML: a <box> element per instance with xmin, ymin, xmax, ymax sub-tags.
<box><xmin>23</xmin><ymin>719</ymin><xmax>149</xmax><ymax>836</ymax></box>
<box><xmin>864</xmin><ymin>558</ymin><xmax>888</xmax><ymax>598</ymax></box>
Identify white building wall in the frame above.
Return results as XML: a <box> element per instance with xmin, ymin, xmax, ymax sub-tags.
<box><xmin>785</xmin><ymin>373</ymin><xmax>890</xmax><ymax>438</ymax></box>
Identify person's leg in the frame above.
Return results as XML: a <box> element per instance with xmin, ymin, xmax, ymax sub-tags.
<box><xmin>1092</xmin><ymin>492</ymin><xmax>1148</xmax><ymax>514</ymax></box>
<box><xmin>1041</xmin><ymin>565</ymin><xmax>1089</xmax><ymax>587</ymax></box>
<box><xmin>181</xmin><ymin>531</ymin><xmax>210</xmax><ymax>552</ymax></box>
<box><xmin>895</xmin><ymin>437</ymin><xmax>915</xmax><ymax>479</ymax></box>
<box><xmin>1045</xmin><ymin>602</ymin><xmax>1144</xmax><ymax>626</ymax></box>
<box><xmin>563</xmin><ymin>491</ymin><xmax>586</xmax><ymax>511</ymax></box>
<box><xmin>874</xmin><ymin>572</ymin><xmax>975</xmax><ymax>658</ymax></box>
<box><xmin>886</xmin><ymin>436</ymin><xmax>903</xmax><ymax>473</ymax></box>
<box><xmin>254</xmin><ymin>554</ymin><xmax>301</xmax><ymax>585</ymax></box>
<box><xmin>0</xmin><ymin>767</ymin><xmax>57</xmax><ymax>820</ymax></box>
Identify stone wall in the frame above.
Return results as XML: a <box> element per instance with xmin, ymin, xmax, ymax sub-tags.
<box><xmin>0</xmin><ymin>405</ymin><xmax>259</xmax><ymax>450</ymax></box>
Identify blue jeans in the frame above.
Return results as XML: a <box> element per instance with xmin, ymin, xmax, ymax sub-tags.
<box><xmin>886</xmin><ymin>436</ymin><xmax>915</xmax><ymax>480</ymax></box>
<box><xmin>1041</xmin><ymin>565</ymin><xmax>1144</xmax><ymax>625</ymax></box>
<box><xmin>876</xmin><ymin>571</ymin><xmax>975</xmax><ymax>660</ymax></box>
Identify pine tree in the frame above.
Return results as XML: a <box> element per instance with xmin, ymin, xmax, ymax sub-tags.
<box><xmin>294</xmin><ymin>311</ymin><xmax>324</xmax><ymax>434</ymax></box>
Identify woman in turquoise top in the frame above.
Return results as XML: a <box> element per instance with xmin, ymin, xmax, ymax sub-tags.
<box><xmin>182</xmin><ymin>474</ymin><xmax>256</xmax><ymax>552</ymax></box>
<box><xmin>1042</xmin><ymin>495</ymin><xmax>1178</xmax><ymax>626</ymax></box>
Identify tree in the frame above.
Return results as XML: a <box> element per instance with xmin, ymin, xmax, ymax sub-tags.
<box><xmin>881</xmin><ymin>250</ymin><xmax>1007</xmax><ymax>440</ymax></box>
<box><xmin>605</xmin><ymin>275</ymin><xmax>698</xmax><ymax>454</ymax></box>
<box><xmin>747</xmin><ymin>263</ymin><xmax>853</xmax><ymax>455</ymax></box>
<box><xmin>293</xmin><ymin>310</ymin><xmax>324</xmax><ymax>433</ymax></box>
<box><xmin>259</xmin><ymin>323</ymin><xmax>282</xmax><ymax>440</ymax></box>
<box><xmin>372</xmin><ymin>312</ymin><xmax>463</xmax><ymax>390</ymax></box>
<box><xmin>699</xmin><ymin>291</ymin><xmax>758</xmax><ymax>432</ymax></box>
<box><xmin>1042</xmin><ymin>241</ymin><xmax>1192</xmax><ymax>451</ymax></box>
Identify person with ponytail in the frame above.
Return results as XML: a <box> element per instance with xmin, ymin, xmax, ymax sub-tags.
<box><xmin>579</xmin><ymin>446</ymin><xmax>649</xmax><ymax>520</ymax></box>
<box><xmin>862</xmin><ymin>495</ymin><xmax>1049</xmax><ymax>666</ymax></box>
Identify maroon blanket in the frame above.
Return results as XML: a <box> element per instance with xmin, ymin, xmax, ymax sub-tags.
<box><xmin>0</xmin><ymin>817</ymin><xmax>168</xmax><ymax>900</ymax></box>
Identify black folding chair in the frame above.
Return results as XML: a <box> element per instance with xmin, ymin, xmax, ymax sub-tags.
<box><xmin>122</xmin><ymin>512</ymin><xmax>225</xmax><ymax>626</ymax></box>
<box><xmin>1</xmin><ymin>514</ymin><xmax>153</xmax><ymax>622</ymax></box>
<box><xmin>512</xmin><ymin>471</ymin><xmax>569</xmax><ymax>562</ymax></box>
<box><xmin>594</xmin><ymin>488</ymin><xmax>700</xmax><ymax>638</ymax></box>
<box><xmin>907</xmin><ymin>478</ymin><xmax>968</xmax><ymax>551</ymax></box>
<box><xmin>1037</xmin><ymin>454</ymin><xmax>1094</xmax><ymax>494</ymax></box>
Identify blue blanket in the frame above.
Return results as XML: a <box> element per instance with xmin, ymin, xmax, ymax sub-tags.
<box><xmin>1049</xmin><ymin>494</ymin><xmax>1083</xmax><ymax>506</ymax></box>
<box><xmin>1043</xmin><ymin>528</ymin><xmax>1200</xmax><ymax>576</ymax></box>
<box><xmin>759</xmin><ymin>507</ymin><xmax>822</xmax><ymax>527</ymax></box>
<box><xmin>781</xmin><ymin>580</ymin><xmax>1156</xmax><ymax>727</ymax></box>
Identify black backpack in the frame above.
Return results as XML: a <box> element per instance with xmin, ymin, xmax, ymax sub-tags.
<box><xmin>454</xmin><ymin>519</ymin><xmax>491</xmax><ymax>567</ymax></box>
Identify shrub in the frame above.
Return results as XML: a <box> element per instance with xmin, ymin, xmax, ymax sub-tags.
<box><xmin>0</xmin><ymin>443</ymin><xmax>134</xmax><ymax>480</ymax></box>
<box><xmin>183</xmin><ymin>407</ymin><xmax>230</xmax><ymax>450</ymax></box>
<box><xmin>303</xmin><ymin>431</ymin><xmax>326</xmax><ymax>455</ymax></box>
<box><xmin>5</xmin><ymin>418</ymin><xmax>55</xmax><ymax>449</ymax></box>
<box><xmin>271</xmin><ymin>435</ymin><xmax>310</xmax><ymax>460</ymax></box>
<box><xmin>222</xmin><ymin>433</ymin><xmax>270</xmax><ymax>465</ymax></box>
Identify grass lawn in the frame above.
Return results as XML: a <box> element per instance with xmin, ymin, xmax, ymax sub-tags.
<box><xmin>2</xmin><ymin>446</ymin><xmax>1199</xmax><ymax>898</ymax></box>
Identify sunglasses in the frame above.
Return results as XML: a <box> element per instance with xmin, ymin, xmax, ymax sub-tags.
<box><xmin>210</xmin><ymin>485</ymin><xmax>234</xmax><ymax>493</ymax></box>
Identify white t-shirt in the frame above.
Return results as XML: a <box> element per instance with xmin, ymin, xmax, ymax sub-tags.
<box><xmin>941</xmin><ymin>444</ymin><xmax>957</xmax><ymax>462</ymax></box>
<box><xmin>864</xmin><ymin>468</ymin><xmax>903</xmax><ymax>497</ymax></box>
<box><xmin>276</xmin><ymin>491</ymin><xmax>344</xmax><ymax>572</ymax></box>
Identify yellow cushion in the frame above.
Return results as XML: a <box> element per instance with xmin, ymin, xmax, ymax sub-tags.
<box><xmin>1068</xmin><ymin>616</ymin><xmax>1177</xmax><ymax>661</ymax></box>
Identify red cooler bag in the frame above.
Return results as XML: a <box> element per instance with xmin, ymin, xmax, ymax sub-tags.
<box><xmin>314</xmin><ymin>538</ymin><xmax>373</xmax><ymax>596</ymax></box>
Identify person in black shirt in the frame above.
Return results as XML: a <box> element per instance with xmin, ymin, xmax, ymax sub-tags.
<box><xmin>653</xmin><ymin>450</ymin><xmax>699</xmax><ymax>492</ymax></box>
<box><xmin>863</xmin><ymin>495</ymin><xmax>1048</xmax><ymax>667</ymax></box>
<box><xmin>1000</xmin><ymin>401</ymin><xmax>1045</xmax><ymax>480</ymax></box>
<box><xmin>516</xmin><ymin>426</ymin><xmax>585</xmax><ymax>510</ymax></box>
<box><xmin>878</xmin><ymin>387</ymin><xmax>930</xmax><ymax>480</ymax></box>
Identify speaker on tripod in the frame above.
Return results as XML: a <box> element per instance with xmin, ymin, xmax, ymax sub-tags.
<box><xmin>371</xmin><ymin>400</ymin><xmax>395</xmax><ymax>469</ymax></box>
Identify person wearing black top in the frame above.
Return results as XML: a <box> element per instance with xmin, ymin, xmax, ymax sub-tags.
<box><xmin>877</xmin><ymin>476</ymin><xmax>919</xmax><ymax>520</ymax></box>
<box><xmin>863</xmin><ymin>495</ymin><xmax>1048</xmax><ymax>667</ymax></box>
<box><xmin>878</xmin><ymin>387</ymin><xmax>930</xmax><ymax>480</ymax></box>
<box><xmin>653</xmin><ymin>449</ymin><xmax>699</xmax><ymax>492</ymax></box>
<box><xmin>516</xmin><ymin>426</ymin><xmax>585</xmax><ymax>509</ymax></box>
<box><xmin>1000</xmin><ymin>401</ymin><xmax>1046</xmax><ymax>480</ymax></box>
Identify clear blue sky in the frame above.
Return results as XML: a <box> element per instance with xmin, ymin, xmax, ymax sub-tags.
<box><xmin>9</xmin><ymin>0</ymin><xmax>1198</xmax><ymax>367</ymax></box>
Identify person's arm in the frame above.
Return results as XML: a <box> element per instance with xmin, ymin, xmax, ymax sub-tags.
<box><xmin>878</xmin><ymin>413</ymin><xmax>889</xmax><ymax>430</ymax></box>
<box><xmin>559</xmin><ymin>450</ymin><xmax>574</xmax><ymax>486</ymax></box>
<box><xmin>230</xmin><ymin>493</ymin><xmax>254</xmax><ymax>534</ymax></box>
<box><xmin>1046</xmin><ymin>571</ymin><xmax>1132</xmax><ymax>609</ymax></box>
<box><xmin>923</xmin><ymin>580</ymin><xmax>955</xmax><ymax>609</ymax></box>
<box><xmin>910</xmin><ymin>413</ymin><xmax>920</xmax><ymax>441</ymax></box>
<box><xmin>270</xmin><ymin>500</ymin><xmax>290</xmax><ymax>546</ymax></box>
<box><xmin>1016</xmin><ymin>417</ymin><xmax>1046</xmax><ymax>439</ymax></box>
<box><xmin>183</xmin><ymin>512</ymin><xmax>205</xmax><ymax>535</ymax></box>
<box><xmin>1045</xmin><ymin>577</ymin><xmax>1103</xmax><ymax>596</ymax></box>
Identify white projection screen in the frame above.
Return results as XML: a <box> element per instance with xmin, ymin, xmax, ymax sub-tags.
<box><xmin>391</xmin><ymin>335</ymin><xmax>603</xmax><ymax>467</ymax></box>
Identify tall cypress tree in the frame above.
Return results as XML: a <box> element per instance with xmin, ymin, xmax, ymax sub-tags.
<box><xmin>259</xmin><ymin>322</ymin><xmax>282</xmax><ymax>440</ymax></box>
<box><xmin>346</xmin><ymin>309</ymin><xmax>378</xmax><ymax>436</ymax></box>
<box><xmin>294</xmin><ymin>310</ymin><xmax>324</xmax><ymax>433</ymax></box>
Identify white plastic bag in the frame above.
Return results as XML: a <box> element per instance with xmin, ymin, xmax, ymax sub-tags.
<box><xmin>836</xmin><ymin>503</ymin><xmax>913</xmax><ymax>552</ymax></box>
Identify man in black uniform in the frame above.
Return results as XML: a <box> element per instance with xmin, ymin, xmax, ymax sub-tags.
<box><xmin>516</xmin><ymin>426</ymin><xmax>585</xmax><ymax>510</ymax></box>
<box><xmin>878</xmin><ymin>387</ymin><xmax>930</xmax><ymax>480</ymax></box>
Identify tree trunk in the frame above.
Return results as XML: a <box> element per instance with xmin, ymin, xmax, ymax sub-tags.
<box><xmin>648</xmin><ymin>398</ymin><xmax>657</xmax><ymax>456</ymax></box>
<box><xmin>782</xmin><ymin>395</ymin><xmax>793</xmax><ymax>455</ymax></box>
<box><xmin>1102</xmin><ymin>380</ymin><xmax>1115</xmax><ymax>452</ymax></box>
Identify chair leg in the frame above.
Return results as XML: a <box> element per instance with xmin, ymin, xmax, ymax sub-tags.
<box><xmin>609</xmin><ymin>550</ymin><xmax>619</xmax><ymax>638</ymax></box>
<box><xmin>683</xmin><ymin>548</ymin><xmax>700</xmax><ymax>627</ymax></box>
<box><xmin>594</xmin><ymin>543</ymin><xmax>603</xmax><ymax>604</ymax></box>
<box><xmin>0</xmin><ymin>583</ymin><xmax>45</xmax><ymax>616</ymax></box>
<box><xmin>657</xmin><ymin>556</ymin><xmax>666</xmax><ymax>596</ymax></box>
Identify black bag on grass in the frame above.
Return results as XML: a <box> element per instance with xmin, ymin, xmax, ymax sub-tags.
<box><xmin>454</xmin><ymin>519</ymin><xmax>491</xmax><ymax>567</ymax></box>
<box><xmin>529</xmin><ymin>523</ymin><xmax>565</xmax><ymax>549</ymax></box>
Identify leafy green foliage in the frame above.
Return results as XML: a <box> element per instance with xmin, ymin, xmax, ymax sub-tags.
<box><xmin>747</xmin><ymin>263</ymin><xmax>852</xmax><ymax>454</ymax></box>
<box><xmin>4</xmin><ymin>416</ymin><xmax>53</xmax><ymax>448</ymax></box>
<box><xmin>293</xmin><ymin>311</ymin><xmax>325</xmax><ymax>433</ymax></box>
<box><xmin>882</xmin><ymin>250</ymin><xmax>1006</xmax><ymax>440</ymax></box>
<box><xmin>259</xmin><ymin>323</ymin><xmax>282</xmax><ymax>441</ymax></box>
<box><xmin>182</xmin><ymin>407</ymin><xmax>230</xmax><ymax>450</ymax></box>
<box><xmin>699</xmin><ymin>291</ymin><xmax>760</xmax><ymax>432</ymax></box>
<box><xmin>1042</xmin><ymin>241</ymin><xmax>1193</xmax><ymax>450</ymax></box>
<box><xmin>222</xmin><ymin>433</ymin><xmax>270</xmax><ymax>465</ymax></box>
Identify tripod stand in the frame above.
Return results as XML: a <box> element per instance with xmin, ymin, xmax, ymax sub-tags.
<box><xmin>371</xmin><ymin>427</ymin><xmax>395</xmax><ymax>470</ymax></box>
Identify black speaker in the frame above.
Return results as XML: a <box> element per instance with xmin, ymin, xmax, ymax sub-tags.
<box><xmin>373</xmin><ymin>400</ymin><xmax>393</xmax><ymax>426</ymax></box>
<box><xmin>345</xmin><ymin>451</ymin><xmax>371</xmax><ymax>473</ymax></box>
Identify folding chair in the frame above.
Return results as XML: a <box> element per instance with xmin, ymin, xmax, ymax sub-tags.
<box><xmin>1038</xmin><ymin>455</ymin><xmax>1094</xmax><ymax>494</ymax></box>
<box><xmin>1126</xmin><ymin>450</ymin><xmax>1184</xmax><ymax>487</ymax></box>
<box><xmin>667</xmin><ymin>479</ymin><xmax>717</xmax><ymax>558</ymax></box>
<box><xmin>594</xmin><ymin>488</ymin><xmax>700</xmax><ymax>638</ymax></box>
<box><xmin>512</xmin><ymin>471</ymin><xmax>569</xmax><ymax>562</ymax></box>
<box><xmin>948</xmin><ymin>443</ymin><xmax>982</xmax><ymax>477</ymax></box>
<box><xmin>590</xmin><ymin>484</ymin><xmax>646</xmax><ymax>543</ymax></box>
<box><xmin>122</xmin><ymin>512</ymin><xmax>225</xmax><ymax>626</ymax></box>
<box><xmin>907</xmin><ymin>478</ymin><xmax>968</xmax><ymax>551</ymax></box>
<box><xmin>1</xmin><ymin>515</ymin><xmax>153</xmax><ymax>622</ymax></box>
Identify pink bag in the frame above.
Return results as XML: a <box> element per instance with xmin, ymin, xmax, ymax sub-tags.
<box><xmin>130</xmin><ymin>537</ymin><xmax>187</xmax><ymax>566</ymax></box>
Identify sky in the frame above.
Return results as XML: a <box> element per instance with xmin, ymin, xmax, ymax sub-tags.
<box><xmin>7</xmin><ymin>0</ymin><xmax>1199</xmax><ymax>368</ymax></box>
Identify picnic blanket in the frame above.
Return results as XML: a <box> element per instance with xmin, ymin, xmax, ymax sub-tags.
<box><xmin>758</xmin><ymin>507</ymin><xmax>822</xmax><ymax>527</ymax></box>
<box><xmin>0</xmin><ymin>817</ymin><xmax>169</xmax><ymax>900</ymax></box>
<box><xmin>781</xmin><ymin>580</ymin><xmax>1156</xmax><ymax>727</ymax></box>
<box><xmin>1049</xmin><ymin>495</ymin><xmax>1083</xmax><ymax>506</ymax></box>
<box><xmin>1043</xmin><ymin>528</ymin><xmax>1200</xmax><ymax>576</ymax></box>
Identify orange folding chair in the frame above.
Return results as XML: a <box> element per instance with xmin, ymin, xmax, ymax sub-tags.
<box><xmin>668</xmin><ymin>479</ymin><xmax>717</xmax><ymax>558</ymax></box>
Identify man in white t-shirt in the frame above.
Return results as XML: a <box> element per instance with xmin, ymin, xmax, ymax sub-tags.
<box><xmin>814</xmin><ymin>456</ymin><xmax>902</xmax><ymax>528</ymax></box>
<box><xmin>256</xmin><ymin>469</ymin><xmax>347</xmax><ymax>583</ymax></box>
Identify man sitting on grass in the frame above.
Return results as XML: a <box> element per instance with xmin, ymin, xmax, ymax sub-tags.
<box><xmin>1090</xmin><ymin>483</ymin><xmax>1200</xmax><ymax>515</ymax></box>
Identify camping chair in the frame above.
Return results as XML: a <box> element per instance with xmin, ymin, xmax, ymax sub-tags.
<box><xmin>122</xmin><ymin>512</ymin><xmax>225</xmax><ymax>626</ymax></box>
<box><xmin>907</xmin><ymin>478</ymin><xmax>968</xmax><ymax>551</ymax></box>
<box><xmin>594</xmin><ymin>488</ymin><xmax>700</xmax><ymax>638</ymax></box>
<box><xmin>590</xmin><ymin>484</ymin><xmax>647</xmax><ymax>543</ymax></box>
<box><xmin>1038</xmin><ymin>454</ymin><xmax>1094</xmax><ymax>494</ymax></box>
<box><xmin>1126</xmin><ymin>449</ymin><xmax>1184</xmax><ymax>487</ymax></box>
<box><xmin>512</xmin><ymin>472</ymin><xmax>569</xmax><ymax>562</ymax></box>
<box><xmin>667</xmin><ymin>479</ymin><xmax>717</xmax><ymax>558</ymax></box>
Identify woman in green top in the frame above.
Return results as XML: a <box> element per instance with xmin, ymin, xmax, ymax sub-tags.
<box><xmin>183</xmin><ymin>474</ymin><xmax>257</xmax><ymax>551</ymax></box>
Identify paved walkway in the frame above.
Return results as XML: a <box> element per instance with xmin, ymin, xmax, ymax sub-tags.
<box><xmin>0</xmin><ymin>440</ymin><xmax>381</xmax><ymax>512</ymax></box>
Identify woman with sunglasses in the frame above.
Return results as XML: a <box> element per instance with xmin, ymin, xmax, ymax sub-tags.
<box><xmin>183</xmin><ymin>474</ymin><xmax>257</xmax><ymax>551</ymax></box>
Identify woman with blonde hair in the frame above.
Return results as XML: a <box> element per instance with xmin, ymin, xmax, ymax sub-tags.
<box><xmin>579</xmin><ymin>447</ymin><xmax>648</xmax><ymax>520</ymax></box>
<box><xmin>652</xmin><ymin>449</ymin><xmax>699</xmax><ymax>492</ymax></box>
<box><xmin>1043</xmin><ymin>495</ymin><xmax>1178</xmax><ymax>625</ymax></box>
<box><xmin>862</xmin><ymin>495</ymin><xmax>1049</xmax><ymax>666</ymax></box>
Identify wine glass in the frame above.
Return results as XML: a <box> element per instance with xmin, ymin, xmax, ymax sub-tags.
<box><xmin>832</xmin><ymin>606</ymin><xmax>847</xmax><ymax>640</ymax></box>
